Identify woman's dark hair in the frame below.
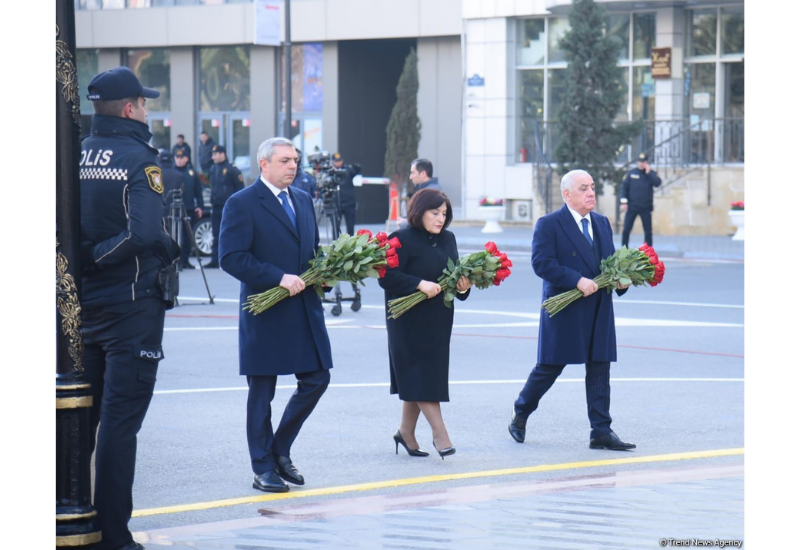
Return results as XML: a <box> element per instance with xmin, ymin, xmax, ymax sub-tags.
<box><xmin>407</xmin><ymin>188</ymin><xmax>452</xmax><ymax>231</ymax></box>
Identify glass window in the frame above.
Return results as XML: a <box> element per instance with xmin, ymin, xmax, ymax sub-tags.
<box><xmin>721</xmin><ymin>6</ymin><xmax>744</xmax><ymax>55</ymax></box>
<box><xmin>725</xmin><ymin>61</ymin><xmax>744</xmax><ymax>118</ymax></box>
<box><xmin>547</xmin><ymin>69</ymin><xmax>568</xmax><ymax>117</ymax></box>
<box><xmin>126</xmin><ymin>49</ymin><xmax>170</xmax><ymax>111</ymax></box>
<box><xmin>518</xmin><ymin>19</ymin><xmax>546</xmax><ymax>66</ymax></box>
<box><xmin>149</xmin><ymin>119</ymin><xmax>171</xmax><ymax>150</ymax></box>
<box><xmin>548</xmin><ymin>18</ymin><xmax>571</xmax><ymax>64</ymax></box>
<box><xmin>77</xmin><ymin>0</ymin><xmax>102</xmax><ymax>8</ymax></box>
<box><xmin>281</xmin><ymin>43</ymin><xmax>324</xmax><ymax>113</ymax></box>
<box><xmin>632</xmin><ymin>13</ymin><xmax>655</xmax><ymax>61</ymax></box>
<box><xmin>688</xmin><ymin>9</ymin><xmax>717</xmax><ymax>57</ymax></box>
<box><xmin>606</xmin><ymin>14</ymin><xmax>630</xmax><ymax>62</ymax></box>
<box><xmin>518</xmin><ymin>70</ymin><xmax>544</xmax><ymax>161</ymax></box>
<box><xmin>687</xmin><ymin>63</ymin><xmax>716</xmax><ymax>121</ymax></box>
<box><xmin>102</xmin><ymin>0</ymin><xmax>125</xmax><ymax>7</ymax></box>
<box><xmin>200</xmin><ymin>46</ymin><xmax>251</xmax><ymax>111</ymax></box>
<box><xmin>76</xmin><ymin>49</ymin><xmax>99</xmax><ymax>118</ymax></box>
<box><xmin>632</xmin><ymin>66</ymin><xmax>655</xmax><ymax>121</ymax></box>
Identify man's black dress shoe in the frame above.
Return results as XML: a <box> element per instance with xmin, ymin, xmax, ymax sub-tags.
<box><xmin>253</xmin><ymin>471</ymin><xmax>289</xmax><ymax>493</ymax></box>
<box><xmin>589</xmin><ymin>431</ymin><xmax>636</xmax><ymax>450</ymax></box>
<box><xmin>275</xmin><ymin>455</ymin><xmax>305</xmax><ymax>485</ymax></box>
<box><xmin>508</xmin><ymin>413</ymin><xmax>527</xmax><ymax>443</ymax></box>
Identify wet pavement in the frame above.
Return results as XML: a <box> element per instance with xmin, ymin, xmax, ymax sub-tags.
<box><xmin>138</xmin><ymin>461</ymin><xmax>744</xmax><ymax>549</ymax></box>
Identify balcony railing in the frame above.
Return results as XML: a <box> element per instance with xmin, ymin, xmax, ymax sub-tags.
<box><xmin>521</xmin><ymin>117</ymin><xmax>744</xmax><ymax>167</ymax></box>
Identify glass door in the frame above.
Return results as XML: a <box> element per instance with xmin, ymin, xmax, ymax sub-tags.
<box><xmin>148</xmin><ymin>112</ymin><xmax>171</xmax><ymax>152</ymax></box>
<box><xmin>198</xmin><ymin>112</ymin><xmax>251</xmax><ymax>175</ymax></box>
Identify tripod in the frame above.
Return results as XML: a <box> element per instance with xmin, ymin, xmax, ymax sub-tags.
<box><xmin>315</xmin><ymin>188</ymin><xmax>361</xmax><ymax>316</ymax></box>
<box><xmin>167</xmin><ymin>188</ymin><xmax>214</xmax><ymax>305</ymax></box>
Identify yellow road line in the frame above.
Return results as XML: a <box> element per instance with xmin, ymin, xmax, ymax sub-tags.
<box><xmin>133</xmin><ymin>447</ymin><xmax>743</xmax><ymax>518</ymax></box>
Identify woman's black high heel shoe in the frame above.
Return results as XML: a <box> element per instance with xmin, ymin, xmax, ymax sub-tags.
<box><xmin>433</xmin><ymin>439</ymin><xmax>456</xmax><ymax>460</ymax></box>
<box><xmin>393</xmin><ymin>430</ymin><xmax>429</xmax><ymax>457</ymax></box>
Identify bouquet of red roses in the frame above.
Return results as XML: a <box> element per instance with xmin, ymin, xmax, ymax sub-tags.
<box><xmin>541</xmin><ymin>243</ymin><xmax>665</xmax><ymax>317</ymax></box>
<box><xmin>244</xmin><ymin>229</ymin><xmax>400</xmax><ymax>315</ymax></box>
<box><xmin>387</xmin><ymin>241</ymin><xmax>512</xmax><ymax>319</ymax></box>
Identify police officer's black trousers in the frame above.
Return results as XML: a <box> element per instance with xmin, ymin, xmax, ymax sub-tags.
<box><xmin>339</xmin><ymin>205</ymin><xmax>356</xmax><ymax>237</ymax></box>
<box><xmin>83</xmin><ymin>298</ymin><xmax>166</xmax><ymax>550</ymax></box>
<box><xmin>513</xmin><ymin>362</ymin><xmax>613</xmax><ymax>440</ymax></box>
<box><xmin>621</xmin><ymin>208</ymin><xmax>653</xmax><ymax>247</ymax></box>
<box><xmin>245</xmin><ymin>369</ymin><xmax>331</xmax><ymax>475</ymax></box>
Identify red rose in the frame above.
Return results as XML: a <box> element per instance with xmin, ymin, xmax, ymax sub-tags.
<box><xmin>386</xmin><ymin>254</ymin><xmax>400</xmax><ymax>268</ymax></box>
<box><xmin>648</xmin><ymin>251</ymin><xmax>660</xmax><ymax>265</ymax></box>
<box><xmin>492</xmin><ymin>277</ymin><xmax>502</xmax><ymax>286</ymax></box>
<box><xmin>485</xmin><ymin>242</ymin><xmax>498</xmax><ymax>254</ymax></box>
<box><xmin>501</xmin><ymin>259</ymin><xmax>513</xmax><ymax>268</ymax></box>
<box><xmin>356</xmin><ymin>229</ymin><xmax>373</xmax><ymax>239</ymax></box>
<box><xmin>375</xmin><ymin>232</ymin><xmax>389</xmax><ymax>244</ymax></box>
<box><xmin>377</xmin><ymin>266</ymin><xmax>387</xmax><ymax>278</ymax></box>
<box><xmin>495</xmin><ymin>267</ymin><xmax>511</xmax><ymax>281</ymax></box>
<box><xmin>386</xmin><ymin>248</ymin><xmax>398</xmax><ymax>258</ymax></box>
<box><xmin>388</xmin><ymin>237</ymin><xmax>402</xmax><ymax>249</ymax></box>
<box><xmin>496</xmin><ymin>252</ymin><xmax>508</xmax><ymax>261</ymax></box>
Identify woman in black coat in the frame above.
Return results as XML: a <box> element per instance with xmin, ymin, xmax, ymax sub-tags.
<box><xmin>378</xmin><ymin>189</ymin><xmax>472</xmax><ymax>459</ymax></box>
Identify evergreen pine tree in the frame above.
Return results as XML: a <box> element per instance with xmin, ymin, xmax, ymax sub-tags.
<box><xmin>553</xmin><ymin>0</ymin><xmax>642</xmax><ymax>196</ymax></box>
<box><xmin>384</xmin><ymin>48</ymin><xmax>421</xmax><ymax>197</ymax></box>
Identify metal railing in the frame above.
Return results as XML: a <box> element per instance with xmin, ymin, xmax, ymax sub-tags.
<box><xmin>527</xmin><ymin>117</ymin><xmax>744</xmax><ymax>214</ymax></box>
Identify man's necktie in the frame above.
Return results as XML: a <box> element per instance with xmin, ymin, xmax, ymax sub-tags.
<box><xmin>278</xmin><ymin>191</ymin><xmax>297</xmax><ymax>229</ymax></box>
<box><xmin>581</xmin><ymin>218</ymin><xmax>593</xmax><ymax>245</ymax></box>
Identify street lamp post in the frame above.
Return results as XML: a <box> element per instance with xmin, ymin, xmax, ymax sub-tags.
<box><xmin>56</xmin><ymin>0</ymin><xmax>100</xmax><ymax>547</ymax></box>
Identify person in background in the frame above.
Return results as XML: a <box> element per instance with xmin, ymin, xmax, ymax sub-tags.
<box><xmin>331</xmin><ymin>152</ymin><xmax>361</xmax><ymax>236</ymax></box>
<box><xmin>171</xmin><ymin>133</ymin><xmax>192</xmax><ymax>166</ymax></box>
<box><xmin>172</xmin><ymin>147</ymin><xmax>205</xmax><ymax>270</ymax></box>
<box><xmin>291</xmin><ymin>148</ymin><xmax>317</xmax><ymax>198</ymax></box>
<box><xmin>198</xmin><ymin>130</ymin><xmax>215</xmax><ymax>175</ymax></box>
<box><xmin>206</xmin><ymin>144</ymin><xmax>243</xmax><ymax>268</ymax></box>
<box><xmin>620</xmin><ymin>152</ymin><xmax>662</xmax><ymax>248</ymax></box>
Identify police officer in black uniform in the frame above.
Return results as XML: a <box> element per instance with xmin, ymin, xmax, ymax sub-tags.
<box><xmin>331</xmin><ymin>152</ymin><xmax>361</xmax><ymax>236</ymax></box>
<box><xmin>291</xmin><ymin>148</ymin><xmax>317</xmax><ymax>197</ymax></box>
<box><xmin>206</xmin><ymin>144</ymin><xmax>244</xmax><ymax>268</ymax></box>
<box><xmin>158</xmin><ymin>149</ymin><xmax>182</xmax><ymax>218</ymax></box>
<box><xmin>172</xmin><ymin>147</ymin><xmax>205</xmax><ymax>270</ymax></box>
<box><xmin>620</xmin><ymin>152</ymin><xmax>662</xmax><ymax>247</ymax></box>
<box><xmin>80</xmin><ymin>66</ymin><xmax>180</xmax><ymax>550</ymax></box>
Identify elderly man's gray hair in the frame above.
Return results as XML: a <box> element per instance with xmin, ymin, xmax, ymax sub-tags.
<box><xmin>560</xmin><ymin>169</ymin><xmax>593</xmax><ymax>195</ymax></box>
<box><xmin>257</xmin><ymin>137</ymin><xmax>295</xmax><ymax>164</ymax></box>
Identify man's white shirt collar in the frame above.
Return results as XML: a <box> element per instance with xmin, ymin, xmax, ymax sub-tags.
<box><xmin>261</xmin><ymin>177</ymin><xmax>295</xmax><ymax>212</ymax></box>
<box><xmin>566</xmin><ymin>205</ymin><xmax>593</xmax><ymax>240</ymax></box>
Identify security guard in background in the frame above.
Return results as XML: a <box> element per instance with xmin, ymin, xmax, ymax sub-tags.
<box><xmin>80</xmin><ymin>66</ymin><xmax>180</xmax><ymax>550</ymax></box>
<box><xmin>172</xmin><ymin>147</ymin><xmax>205</xmax><ymax>270</ymax></box>
<box><xmin>207</xmin><ymin>144</ymin><xmax>244</xmax><ymax>268</ymax></box>
<box><xmin>620</xmin><ymin>152</ymin><xmax>662</xmax><ymax>247</ymax></box>
<box><xmin>331</xmin><ymin>152</ymin><xmax>361</xmax><ymax>236</ymax></box>
<box><xmin>291</xmin><ymin>147</ymin><xmax>317</xmax><ymax>197</ymax></box>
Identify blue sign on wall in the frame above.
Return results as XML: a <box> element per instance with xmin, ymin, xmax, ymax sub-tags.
<box><xmin>467</xmin><ymin>74</ymin><xmax>485</xmax><ymax>87</ymax></box>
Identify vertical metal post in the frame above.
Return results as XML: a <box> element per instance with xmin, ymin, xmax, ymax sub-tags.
<box><xmin>283</xmin><ymin>0</ymin><xmax>292</xmax><ymax>138</ymax></box>
<box><xmin>56</xmin><ymin>0</ymin><xmax>100</xmax><ymax>547</ymax></box>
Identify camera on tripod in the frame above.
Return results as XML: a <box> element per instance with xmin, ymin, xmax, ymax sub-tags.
<box><xmin>307</xmin><ymin>152</ymin><xmax>348</xmax><ymax>197</ymax></box>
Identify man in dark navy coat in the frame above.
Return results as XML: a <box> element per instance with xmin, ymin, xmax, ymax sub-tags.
<box><xmin>219</xmin><ymin>137</ymin><xmax>333</xmax><ymax>493</ymax></box>
<box><xmin>508</xmin><ymin>169</ymin><xmax>635</xmax><ymax>451</ymax></box>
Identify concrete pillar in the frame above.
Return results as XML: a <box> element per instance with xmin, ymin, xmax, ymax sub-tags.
<box><xmin>169</xmin><ymin>47</ymin><xmax>195</xmax><ymax>163</ymax></box>
<box><xmin>250</xmin><ymin>46</ymin><xmax>278</xmax><ymax>180</ymax></box>
<box><xmin>322</xmin><ymin>41</ymin><xmax>339</xmax><ymax>154</ymax></box>
<box><xmin>655</xmin><ymin>7</ymin><xmax>686</xmax><ymax>121</ymax></box>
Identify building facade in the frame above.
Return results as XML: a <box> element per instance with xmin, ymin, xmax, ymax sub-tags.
<box><xmin>75</xmin><ymin>0</ymin><xmax>744</xmax><ymax>233</ymax></box>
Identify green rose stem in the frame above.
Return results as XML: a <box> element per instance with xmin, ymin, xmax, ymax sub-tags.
<box><xmin>540</xmin><ymin>273</ymin><xmax>612</xmax><ymax>317</ymax></box>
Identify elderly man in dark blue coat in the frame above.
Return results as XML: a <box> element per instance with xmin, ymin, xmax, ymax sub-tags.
<box><xmin>219</xmin><ymin>137</ymin><xmax>333</xmax><ymax>493</ymax></box>
<box><xmin>508</xmin><ymin>169</ymin><xmax>635</xmax><ymax>451</ymax></box>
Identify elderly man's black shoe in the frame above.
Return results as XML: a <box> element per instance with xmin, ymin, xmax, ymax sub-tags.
<box><xmin>275</xmin><ymin>455</ymin><xmax>305</xmax><ymax>485</ymax></box>
<box><xmin>589</xmin><ymin>431</ymin><xmax>636</xmax><ymax>450</ymax></box>
<box><xmin>508</xmin><ymin>413</ymin><xmax>527</xmax><ymax>443</ymax></box>
<box><xmin>253</xmin><ymin>471</ymin><xmax>289</xmax><ymax>492</ymax></box>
